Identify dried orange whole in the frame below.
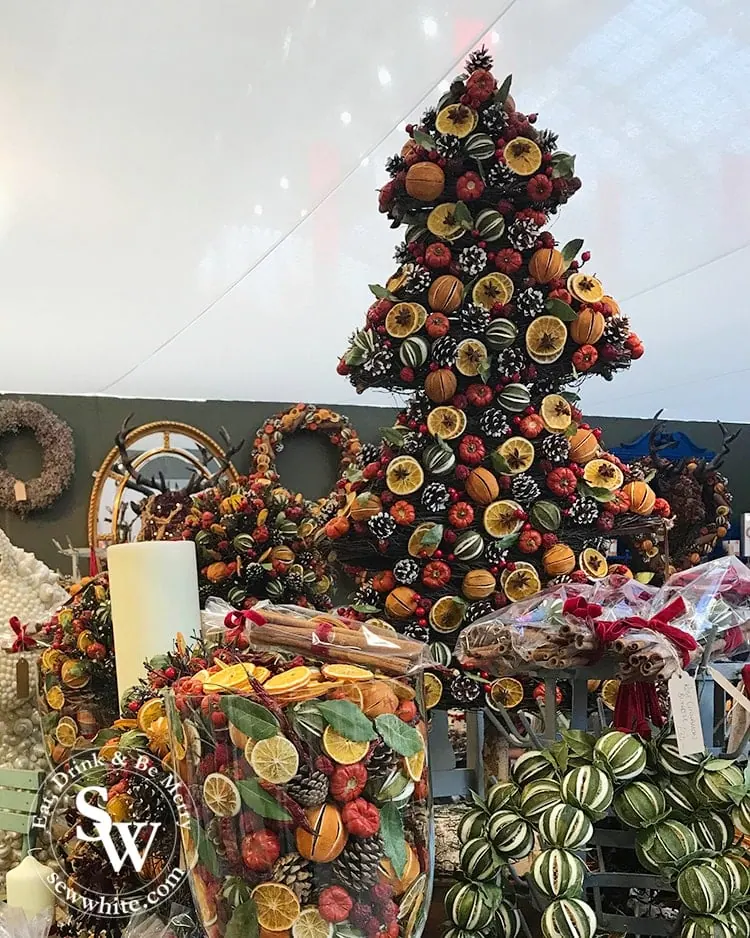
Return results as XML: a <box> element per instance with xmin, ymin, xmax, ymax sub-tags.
<box><xmin>424</xmin><ymin>368</ymin><xmax>457</xmax><ymax>403</ymax></box>
<box><xmin>528</xmin><ymin>247</ymin><xmax>565</xmax><ymax>283</ymax></box>
<box><xmin>542</xmin><ymin>544</ymin><xmax>576</xmax><ymax>575</ymax></box>
<box><xmin>296</xmin><ymin>804</ymin><xmax>347</xmax><ymax>862</ymax></box>
<box><xmin>462</xmin><ymin>569</ymin><xmax>497</xmax><ymax>600</ymax></box>
<box><xmin>568</xmin><ymin>428</ymin><xmax>600</xmax><ymax>464</ymax></box>
<box><xmin>405</xmin><ymin>162</ymin><xmax>446</xmax><ymax>201</ymax></box>
<box><xmin>385</xmin><ymin>586</ymin><xmax>419</xmax><ymax>619</ymax></box>
<box><xmin>569</xmin><ymin>307</ymin><xmax>605</xmax><ymax>345</ymax></box>
<box><xmin>623</xmin><ymin>481</ymin><xmax>656</xmax><ymax>515</ymax></box>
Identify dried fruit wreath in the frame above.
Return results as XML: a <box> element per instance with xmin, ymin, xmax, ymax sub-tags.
<box><xmin>0</xmin><ymin>399</ymin><xmax>75</xmax><ymax>513</ymax></box>
<box><xmin>251</xmin><ymin>403</ymin><xmax>361</xmax><ymax>521</ymax></box>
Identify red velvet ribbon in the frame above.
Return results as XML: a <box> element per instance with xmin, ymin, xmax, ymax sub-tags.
<box><xmin>223</xmin><ymin>608</ymin><xmax>266</xmax><ymax>642</ymax></box>
<box><xmin>8</xmin><ymin>616</ymin><xmax>36</xmax><ymax>652</ymax></box>
<box><xmin>594</xmin><ymin>596</ymin><xmax>697</xmax><ymax>667</ymax></box>
<box><xmin>614</xmin><ymin>683</ymin><xmax>665</xmax><ymax>738</ymax></box>
<box><xmin>741</xmin><ymin>664</ymin><xmax>750</xmax><ymax>696</ymax></box>
<box><xmin>563</xmin><ymin>597</ymin><xmax>603</xmax><ymax>619</ymax></box>
<box><xmin>723</xmin><ymin>626</ymin><xmax>744</xmax><ymax>654</ymax></box>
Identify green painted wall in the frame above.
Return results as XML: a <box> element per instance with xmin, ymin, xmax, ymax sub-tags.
<box><xmin>0</xmin><ymin>394</ymin><xmax>744</xmax><ymax>572</ymax></box>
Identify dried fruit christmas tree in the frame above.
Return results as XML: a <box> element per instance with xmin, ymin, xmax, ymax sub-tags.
<box><xmin>332</xmin><ymin>48</ymin><xmax>667</xmax><ymax>705</ymax></box>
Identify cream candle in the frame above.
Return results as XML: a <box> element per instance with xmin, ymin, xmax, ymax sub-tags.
<box><xmin>6</xmin><ymin>855</ymin><xmax>55</xmax><ymax>917</ymax></box>
<box><xmin>107</xmin><ymin>541</ymin><xmax>201</xmax><ymax>701</ymax></box>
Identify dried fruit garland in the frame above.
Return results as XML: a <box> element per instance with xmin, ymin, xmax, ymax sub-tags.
<box><xmin>0</xmin><ymin>399</ymin><xmax>74</xmax><ymax>513</ymax></box>
<box><xmin>251</xmin><ymin>404</ymin><xmax>361</xmax><ymax>522</ymax></box>
<box><xmin>446</xmin><ymin>729</ymin><xmax>750</xmax><ymax>938</ymax></box>
<box><xmin>329</xmin><ymin>47</ymin><xmax>665</xmax><ymax>704</ymax></box>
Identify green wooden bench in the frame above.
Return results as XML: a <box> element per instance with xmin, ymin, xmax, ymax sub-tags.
<box><xmin>0</xmin><ymin>768</ymin><xmax>44</xmax><ymax>854</ymax></box>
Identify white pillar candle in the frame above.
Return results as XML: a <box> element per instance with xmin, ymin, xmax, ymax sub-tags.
<box><xmin>6</xmin><ymin>855</ymin><xmax>55</xmax><ymax>917</ymax></box>
<box><xmin>107</xmin><ymin>541</ymin><xmax>201</xmax><ymax>701</ymax></box>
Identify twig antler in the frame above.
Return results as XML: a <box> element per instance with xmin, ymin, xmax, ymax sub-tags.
<box><xmin>115</xmin><ymin>414</ymin><xmax>170</xmax><ymax>495</ymax></box>
<box><xmin>707</xmin><ymin>421</ymin><xmax>741</xmax><ymax>471</ymax></box>
<box><xmin>646</xmin><ymin>409</ymin><xmax>676</xmax><ymax>471</ymax></box>
<box><xmin>183</xmin><ymin>425</ymin><xmax>245</xmax><ymax>494</ymax></box>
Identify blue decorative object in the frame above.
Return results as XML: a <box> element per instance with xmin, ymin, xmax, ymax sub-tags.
<box><xmin>611</xmin><ymin>430</ymin><xmax>715</xmax><ymax>464</ymax></box>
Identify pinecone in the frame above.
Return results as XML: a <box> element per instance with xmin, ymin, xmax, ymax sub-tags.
<box><xmin>353</xmin><ymin>585</ymin><xmax>379</xmax><ymax>608</ymax></box>
<box><xmin>270</xmin><ymin>528</ymin><xmax>285</xmax><ymax>546</ymax></box>
<box><xmin>401</xmin><ymin>433</ymin><xmax>425</xmax><ymax>456</ymax></box>
<box><xmin>537</xmin><ymin>128</ymin><xmax>559</xmax><ymax>152</ymax></box>
<box><xmin>367</xmin><ymin>741</ymin><xmax>397</xmax><ymax>777</ymax></box>
<box><xmin>517</xmin><ymin>288</ymin><xmax>545</xmax><ymax>319</ymax></box>
<box><xmin>404</xmin><ymin>623</ymin><xmax>429</xmax><ymax>643</ymax></box>
<box><xmin>386</xmin><ymin>154</ymin><xmax>407</xmax><ymax>177</ymax></box>
<box><xmin>128</xmin><ymin>775</ymin><xmax>153</xmax><ymax>822</ymax></box>
<box><xmin>394</xmin><ymin>558</ymin><xmax>420</xmax><ymax>585</ymax></box>
<box><xmin>457</xmin><ymin>246</ymin><xmax>488</xmax><ymax>277</ymax></box>
<box><xmin>360</xmin><ymin>442</ymin><xmax>381</xmax><ymax>464</ymax></box>
<box><xmin>422</xmin><ymin>482</ymin><xmax>451</xmax><ymax>512</ymax></box>
<box><xmin>297</xmin><ymin>550</ymin><xmax>315</xmax><ymax>568</ymax></box>
<box><xmin>405</xmin><ymin>266</ymin><xmax>432</xmax><ymax>296</ymax></box>
<box><xmin>421</xmin><ymin>106</ymin><xmax>437</xmax><ymax>131</ymax></box>
<box><xmin>286</xmin><ymin>764</ymin><xmax>329</xmax><ymax>808</ymax></box>
<box><xmin>362</xmin><ymin>349</ymin><xmax>394</xmax><ymax>378</ymax></box>
<box><xmin>508</xmin><ymin>218</ymin><xmax>540</xmax><ymax>250</ymax></box>
<box><xmin>333</xmin><ymin>836</ymin><xmax>383</xmax><ymax>890</ymax></box>
<box><xmin>368</xmin><ymin>512</ymin><xmax>397</xmax><ymax>539</ymax></box>
<box><xmin>393</xmin><ymin>242</ymin><xmax>412</xmax><ymax>265</ymax></box>
<box><xmin>272</xmin><ymin>853</ymin><xmax>313</xmax><ymax>903</ymax></box>
<box><xmin>496</xmin><ymin>348</ymin><xmax>527</xmax><ymax>378</ymax></box>
<box><xmin>404</xmin><ymin>391</ymin><xmax>430</xmax><ymax>421</ymax></box>
<box><xmin>449</xmin><ymin>674</ymin><xmax>483</xmax><ymax>706</ymax></box>
<box><xmin>602</xmin><ymin>316</ymin><xmax>631</xmax><ymax>345</ymax></box>
<box><xmin>459</xmin><ymin>303</ymin><xmax>490</xmax><ymax>335</ymax></box>
<box><xmin>435</xmin><ymin>133</ymin><xmax>461</xmax><ymax>159</ymax></box>
<box><xmin>479</xmin><ymin>408</ymin><xmax>511</xmax><ymax>438</ymax></box>
<box><xmin>541</xmin><ymin>434</ymin><xmax>570</xmax><ymax>464</ymax></box>
<box><xmin>569</xmin><ymin>496</ymin><xmax>599</xmax><ymax>525</ymax></box>
<box><xmin>486</xmin><ymin>541</ymin><xmax>509</xmax><ymax>565</ymax></box>
<box><xmin>511</xmin><ymin>474</ymin><xmax>541</xmax><ymax>506</ymax></box>
<box><xmin>465</xmin><ymin>601</ymin><xmax>493</xmax><ymax>624</ymax></box>
<box><xmin>431</xmin><ymin>335</ymin><xmax>458</xmax><ymax>367</ymax></box>
<box><xmin>482</xmin><ymin>104</ymin><xmax>508</xmax><ymax>136</ymax></box>
<box><xmin>486</xmin><ymin>162</ymin><xmax>516</xmax><ymax>190</ymax></box>
<box><xmin>466</xmin><ymin>45</ymin><xmax>493</xmax><ymax>73</ymax></box>
<box><xmin>285</xmin><ymin>572</ymin><xmax>304</xmax><ymax>595</ymax></box>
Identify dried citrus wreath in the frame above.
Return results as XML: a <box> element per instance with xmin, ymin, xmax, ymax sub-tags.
<box><xmin>0</xmin><ymin>400</ymin><xmax>75</xmax><ymax>513</ymax></box>
<box><xmin>251</xmin><ymin>403</ymin><xmax>361</xmax><ymax>519</ymax></box>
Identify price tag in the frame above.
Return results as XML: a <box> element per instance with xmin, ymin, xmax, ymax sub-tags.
<box><xmin>13</xmin><ymin>480</ymin><xmax>27</xmax><ymax>503</ymax></box>
<box><xmin>668</xmin><ymin>671</ymin><xmax>704</xmax><ymax>755</ymax></box>
<box><xmin>15</xmin><ymin>658</ymin><xmax>29</xmax><ymax>700</ymax></box>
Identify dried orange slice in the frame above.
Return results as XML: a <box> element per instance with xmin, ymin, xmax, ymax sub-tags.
<box><xmin>456</xmin><ymin>339</ymin><xmax>488</xmax><ymax>377</ymax></box>
<box><xmin>423</xmin><ymin>673</ymin><xmax>443</xmax><ymax>709</ymax></box>
<box><xmin>106</xmin><ymin>793</ymin><xmax>133</xmax><ymax>823</ymax></box>
<box><xmin>568</xmin><ymin>273</ymin><xmax>604</xmax><ymax>303</ymax></box>
<box><xmin>488</xmin><ymin>678</ymin><xmax>524</xmax><ymax>710</ymax></box>
<box><xmin>41</xmin><ymin>649</ymin><xmax>64</xmax><ymax>673</ymax></box>
<box><xmin>137</xmin><ymin>698</ymin><xmax>165</xmax><ymax>733</ymax></box>
<box><xmin>250</xmin><ymin>735</ymin><xmax>299</xmax><ymax>783</ymax></box>
<box><xmin>601</xmin><ymin>679</ymin><xmax>620</xmax><ymax>710</ymax></box>
<box><xmin>321</xmin><ymin>665</ymin><xmax>374</xmax><ymax>682</ymax></box>
<box><xmin>500</xmin><ymin>560</ymin><xmax>536</xmax><ymax>589</ymax></box>
<box><xmin>580</xmin><ymin>547</ymin><xmax>608</xmax><ymax>579</ymax></box>
<box><xmin>55</xmin><ymin>716</ymin><xmax>78</xmax><ymax>748</ymax></box>
<box><xmin>264</xmin><ymin>667</ymin><xmax>313</xmax><ymax>694</ymax></box>
<box><xmin>472</xmin><ymin>273</ymin><xmax>513</xmax><ymax>309</ymax></box>
<box><xmin>46</xmin><ymin>685</ymin><xmax>65</xmax><ymax>710</ymax></box>
<box><xmin>483</xmin><ymin>500</ymin><xmax>524</xmax><ymax>538</ymax></box>
<box><xmin>435</xmin><ymin>104</ymin><xmax>478</xmax><ymax>138</ymax></box>
<box><xmin>386</xmin><ymin>455</ymin><xmax>425</xmax><ymax>495</ymax></box>
<box><xmin>407</xmin><ymin>522</ymin><xmax>442</xmax><ymax>557</ymax></box>
<box><xmin>503</xmin><ymin>566</ymin><xmax>542</xmax><ymax>602</ymax></box>
<box><xmin>503</xmin><ymin>137</ymin><xmax>542</xmax><ymax>175</ymax></box>
<box><xmin>322</xmin><ymin>726</ymin><xmax>370</xmax><ymax>764</ymax></box>
<box><xmin>203</xmin><ymin>773</ymin><xmax>241</xmax><ymax>817</ymax></box>
<box><xmin>76</xmin><ymin>630</ymin><xmax>95</xmax><ymax>654</ymax></box>
<box><xmin>526</xmin><ymin>316</ymin><xmax>568</xmax><ymax>363</ymax></box>
<box><xmin>426</xmin><ymin>406</ymin><xmax>467</xmax><ymax>440</ymax></box>
<box><xmin>203</xmin><ymin>662</ymin><xmax>255</xmax><ymax>692</ymax></box>
<box><xmin>540</xmin><ymin>394</ymin><xmax>573</xmax><ymax>431</ymax></box>
<box><xmin>99</xmin><ymin>736</ymin><xmax>121</xmax><ymax>762</ymax></box>
<box><xmin>426</xmin><ymin>204</ymin><xmax>464</xmax><ymax>241</ymax></box>
<box><xmin>328</xmin><ymin>684</ymin><xmax>364</xmax><ymax>709</ymax></box>
<box><xmin>292</xmin><ymin>907</ymin><xmax>332</xmax><ymax>938</ymax></box>
<box><xmin>429</xmin><ymin>596</ymin><xmax>465</xmax><ymax>634</ymax></box>
<box><xmin>386</xmin><ymin>265</ymin><xmax>412</xmax><ymax>294</ymax></box>
<box><xmin>385</xmin><ymin>303</ymin><xmax>427</xmax><ymax>339</ymax></box>
<box><xmin>404</xmin><ymin>746</ymin><xmax>426</xmax><ymax>782</ymax></box>
<box><xmin>252</xmin><ymin>883</ymin><xmax>301</xmax><ymax>932</ymax></box>
<box><xmin>583</xmin><ymin>458</ymin><xmax>624</xmax><ymax>491</ymax></box>
<box><xmin>498</xmin><ymin>437</ymin><xmax>535</xmax><ymax>474</ymax></box>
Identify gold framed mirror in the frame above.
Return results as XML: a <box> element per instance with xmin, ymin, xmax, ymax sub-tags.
<box><xmin>87</xmin><ymin>420</ymin><xmax>241</xmax><ymax>549</ymax></box>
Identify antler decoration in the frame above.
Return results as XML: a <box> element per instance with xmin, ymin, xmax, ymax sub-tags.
<box><xmin>707</xmin><ymin>421</ymin><xmax>741</xmax><ymax>471</ymax></box>
<box><xmin>114</xmin><ymin>414</ymin><xmax>171</xmax><ymax>496</ymax></box>
<box><xmin>646</xmin><ymin>409</ymin><xmax>676</xmax><ymax>471</ymax></box>
<box><xmin>183</xmin><ymin>426</ymin><xmax>244</xmax><ymax>494</ymax></box>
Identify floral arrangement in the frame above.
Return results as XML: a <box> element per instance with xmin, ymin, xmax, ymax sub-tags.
<box><xmin>0</xmin><ymin>399</ymin><xmax>74</xmax><ymax>513</ymax></box>
<box><xmin>445</xmin><ymin>729</ymin><xmax>750</xmax><ymax>938</ymax></box>
<box><xmin>328</xmin><ymin>47</ymin><xmax>666</xmax><ymax>706</ymax></box>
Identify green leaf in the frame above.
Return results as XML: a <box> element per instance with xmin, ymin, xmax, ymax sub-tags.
<box><xmin>165</xmin><ymin>692</ymin><xmax>184</xmax><ymax>746</ymax></box>
<box><xmin>149</xmin><ymin>654</ymin><xmax>171</xmax><ymax>670</ymax></box>
<box><xmin>413</xmin><ymin>129</ymin><xmax>437</xmax><ymax>150</ymax></box>
<box><xmin>380</xmin><ymin>802</ymin><xmax>407</xmax><ymax>877</ymax></box>
<box><xmin>237</xmin><ymin>779</ymin><xmax>293</xmax><ymax>821</ymax></box>
<box><xmin>380</xmin><ymin>426</ymin><xmax>408</xmax><ymax>447</ymax></box>
<box><xmin>478</xmin><ymin>882</ymin><xmax>505</xmax><ymax>912</ymax></box>
<box><xmin>344</xmin><ymin>346</ymin><xmax>366</xmax><ymax>366</ymax></box>
<box><xmin>564</xmin><ymin>423</ymin><xmax>579</xmax><ymax>438</ymax></box>
<box><xmin>492</xmin><ymin>533</ymin><xmax>520</xmax><ymax>550</ymax></box>
<box><xmin>576</xmin><ymin>479</ymin><xmax>615</xmax><ymax>503</ymax></box>
<box><xmin>226</xmin><ymin>900</ymin><xmax>259</xmax><ymax>938</ymax></box>
<box><xmin>419</xmin><ymin>523</ymin><xmax>444</xmax><ymax>548</ymax></box>
<box><xmin>220</xmin><ymin>696</ymin><xmax>279</xmax><ymax>741</ymax></box>
<box><xmin>351</xmin><ymin>602</ymin><xmax>380</xmax><ymax>614</ymax></box>
<box><xmin>704</xmin><ymin>758</ymin><xmax>736</xmax><ymax>772</ymax></box>
<box><xmin>549</xmin><ymin>740</ymin><xmax>569</xmax><ymax>773</ymax></box>
<box><xmin>559</xmin><ymin>391</ymin><xmax>580</xmax><ymax>404</ymax></box>
<box><xmin>453</xmin><ymin>201</ymin><xmax>474</xmax><ymax>230</ymax></box>
<box><xmin>91</xmin><ymin>728</ymin><xmax>120</xmax><ymax>746</ymax></box>
<box><xmin>551</xmin><ymin>152</ymin><xmax>576</xmax><ymax>179</ymax></box>
<box><xmin>561</xmin><ymin>239</ymin><xmax>584</xmax><ymax>266</ymax></box>
<box><xmin>495</xmin><ymin>74</ymin><xmax>512</xmax><ymax>105</ymax></box>
<box><xmin>119</xmin><ymin>730</ymin><xmax>148</xmax><ymax>750</ymax></box>
<box><xmin>562</xmin><ymin>729</ymin><xmax>595</xmax><ymax>759</ymax></box>
<box><xmin>343</xmin><ymin>466</ymin><xmax>364</xmax><ymax>483</ymax></box>
<box><xmin>375</xmin><ymin>714</ymin><xmax>424</xmax><ymax>756</ymax></box>
<box><xmin>470</xmin><ymin>790</ymin><xmax>488</xmax><ymax>812</ymax></box>
<box><xmin>545</xmin><ymin>298</ymin><xmax>578</xmax><ymax>322</ymax></box>
<box><xmin>315</xmin><ymin>700</ymin><xmax>377</xmax><ymax>742</ymax></box>
<box><xmin>478</xmin><ymin>356</ymin><xmax>492</xmax><ymax>384</ymax></box>
<box><xmin>369</xmin><ymin>284</ymin><xmax>399</xmax><ymax>301</ymax></box>
<box><xmin>192</xmin><ymin>819</ymin><xmax>221</xmax><ymax>878</ymax></box>
<box><xmin>491</xmin><ymin>451</ymin><xmax>512</xmax><ymax>475</ymax></box>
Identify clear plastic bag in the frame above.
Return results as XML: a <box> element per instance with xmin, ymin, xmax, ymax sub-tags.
<box><xmin>0</xmin><ymin>904</ymin><xmax>52</xmax><ymax>938</ymax></box>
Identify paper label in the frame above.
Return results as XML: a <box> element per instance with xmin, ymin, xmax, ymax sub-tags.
<box><xmin>708</xmin><ymin>666</ymin><xmax>750</xmax><ymax>714</ymax></box>
<box><xmin>13</xmin><ymin>480</ymin><xmax>27</xmax><ymax>502</ymax></box>
<box><xmin>668</xmin><ymin>671</ymin><xmax>704</xmax><ymax>755</ymax></box>
<box><xmin>15</xmin><ymin>659</ymin><xmax>29</xmax><ymax>699</ymax></box>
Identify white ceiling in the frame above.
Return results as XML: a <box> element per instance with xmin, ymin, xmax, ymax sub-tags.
<box><xmin>0</xmin><ymin>0</ymin><xmax>748</xmax><ymax>421</ymax></box>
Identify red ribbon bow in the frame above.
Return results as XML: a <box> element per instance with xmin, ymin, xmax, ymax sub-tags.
<box><xmin>8</xmin><ymin>617</ymin><xmax>36</xmax><ymax>653</ymax></box>
<box><xmin>563</xmin><ymin>597</ymin><xmax>603</xmax><ymax>620</ymax></box>
<box><xmin>594</xmin><ymin>596</ymin><xmax>697</xmax><ymax>667</ymax></box>
<box><xmin>223</xmin><ymin>608</ymin><xmax>266</xmax><ymax>642</ymax></box>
